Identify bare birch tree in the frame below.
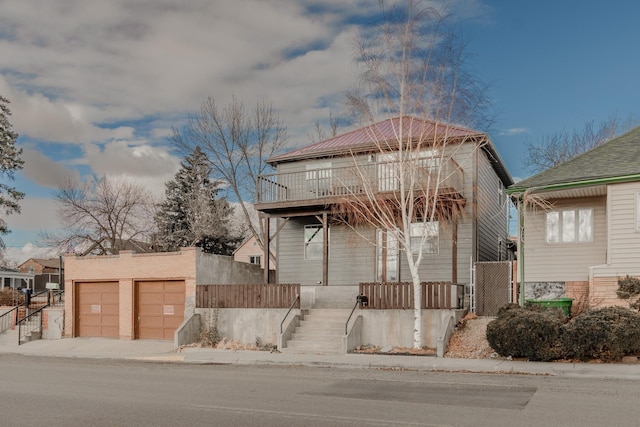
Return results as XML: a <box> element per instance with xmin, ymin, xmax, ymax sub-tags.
<box><xmin>337</xmin><ymin>1</ymin><xmax>492</xmax><ymax>348</ymax></box>
<box><xmin>40</xmin><ymin>176</ymin><xmax>155</xmax><ymax>255</ymax></box>
<box><xmin>171</xmin><ymin>96</ymin><xmax>287</xmax><ymax>251</ymax></box>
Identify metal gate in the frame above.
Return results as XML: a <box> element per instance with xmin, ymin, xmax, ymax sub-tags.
<box><xmin>472</xmin><ymin>261</ymin><xmax>513</xmax><ymax>316</ymax></box>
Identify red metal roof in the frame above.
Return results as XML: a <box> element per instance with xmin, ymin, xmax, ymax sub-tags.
<box><xmin>268</xmin><ymin>116</ymin><xmax>483</xmax><ymax>164</ymax></box>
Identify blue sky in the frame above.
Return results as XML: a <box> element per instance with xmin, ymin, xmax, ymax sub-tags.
<box><xmin>0</xmin><ymin>0</ymin><xmax>638</xmax><ymax>263</ymax></box>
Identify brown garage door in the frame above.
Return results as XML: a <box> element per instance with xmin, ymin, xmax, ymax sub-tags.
<box><xmin>76</xmin><ymin>281</ymin><xmax>119</xmax><ymax>338</ymax></box>
<box><xmin>136</xmin><ymin>280</ymin><xmax>185</xmax><ymax>340</ymax></box>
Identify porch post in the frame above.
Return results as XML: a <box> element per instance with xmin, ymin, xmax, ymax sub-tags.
<box><xmin>322</xmin><ymin>212</ymin><xmax>328</xmax><ymax>286</ymax></box>
<box><xmin>263</xmin><ymin>216</ymin><xmax>270</xmax><ymax>284</ymax></box>
<box><xmin>452</xmin><ymin>216</ymin><xmax>458</xmax><ymax>283</ymax></box>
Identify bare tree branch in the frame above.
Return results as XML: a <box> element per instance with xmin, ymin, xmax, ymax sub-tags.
<box><xmin>338</xmin><ymin>1</ymin><xmax>491</xmax><ymax>348</ymax></box>
<box><xmin>172</xmin><ymin>96</ymin><xmax>287</xmax><ymax>251</ymax></box>
<box><xmin>40</xmin><ymin>176</ymin><xmax>155</xmax><ymax>255</ymax></box>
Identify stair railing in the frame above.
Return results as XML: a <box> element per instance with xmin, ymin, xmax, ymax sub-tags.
<box><xmin>345</xmin><ymin>295</ymin><xmax>368</xmax><ymax>334</ymax></box>
<box><xmin>0</xmin><ymin>307</ymin><xmax>18</xmax><ymax>334</ymax></box>
<box><xmin>280</xmin><ymin>294</ymin><xmax>300</xmax><ymax>334</ymax></box>
<box><xmin>17</xmin><ymin>305</ymin><xmax>46</xmax><ymax>345</ymax></box>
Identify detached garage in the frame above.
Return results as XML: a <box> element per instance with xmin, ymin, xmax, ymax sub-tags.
<box><xmin>64</xmin><ymin>247</ymin><xmax>264</xmax><ymax>342</ymax></box>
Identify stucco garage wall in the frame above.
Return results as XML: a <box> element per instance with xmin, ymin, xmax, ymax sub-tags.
<box><xmin>64</xmin><ymin>248</ymin><xmax>198</xmax><ymax>340</ymax></box>
<box><xmin>196</xmin><ymin>252</ymin><xmax>264</xmax><ymax>285</ymax></box>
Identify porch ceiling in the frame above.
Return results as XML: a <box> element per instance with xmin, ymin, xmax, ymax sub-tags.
<box><xmin>531</xmin><ymin>185</ymin><xmax>606</xmax><ymax>200</ymax></box>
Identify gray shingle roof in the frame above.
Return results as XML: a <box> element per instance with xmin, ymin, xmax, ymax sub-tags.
<box><xmin>509</xmin><ymin>126</ymin><xmax>640</xmax><ymax>192</ymax></box>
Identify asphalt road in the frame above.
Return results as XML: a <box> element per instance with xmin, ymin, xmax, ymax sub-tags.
<box><xmin>0</xmin><ymin>355</ymin><xmax>637</xmax><ymax>426</ymax></box>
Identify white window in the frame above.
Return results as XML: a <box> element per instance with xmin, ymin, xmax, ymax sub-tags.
<box><xmin>249</xmin><ymin>255</ymin><xmax>261</xmax><ymax>265</ymax></box>
<box><xmin>410</xmin><ymin>221</ymin><xmax>439</xmax><ymax>254</ymax></box>
<box><xmin>304</xmin><ymin>224</ymin><xmax>327</xmax><ymax>260</ymax></box>
<box><xmin>377</xmin><ymin>229</ymin><xmax>399</xmax><ymax>282</ymax></box>
<box><xmin>546</xmin><ymin>208</ymin><xmax>593</xmax><ymax>244</ymax></box>
<box><xmin>306</xmin><ymin>162</ymin><xmax>332</xmax><ymax>195</ymax></box>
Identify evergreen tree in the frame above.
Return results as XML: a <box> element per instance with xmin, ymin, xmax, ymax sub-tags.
<box><xmin>155</xmin><ymin>146</ymin><xmax>239</xmax><ymax>255</ymax></box>
<box><xmin>0</xmin><ymin>96</ymin><xmax>24</xmax><ymax>249</ymax></box>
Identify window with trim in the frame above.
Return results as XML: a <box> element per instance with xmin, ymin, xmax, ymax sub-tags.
<box><xmin>304</xmin><ymin>224</ymin><xmax>327</xmax><ymax>260</ymax></box>
<box><xmin>546</xmin><ymin>208</ymin><xmax>593</xmax><ymax>243</ymax></box>
<box><xmin>249</xmin><ymin>255</ymin><xmax>261</xmax><ymax>265</ymax></box>
<box><xmin>410</xmin><ymin>221</ymin><xmax>439</xmax><ymax>254</ymax></box>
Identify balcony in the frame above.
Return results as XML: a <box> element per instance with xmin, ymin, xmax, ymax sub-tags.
<box><xmin>256</xmin><ymin>158</ymin><xmax>464</xmax><ymax>214</ymax></box>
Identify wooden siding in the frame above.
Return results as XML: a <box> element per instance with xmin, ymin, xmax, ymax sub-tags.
<box><xmin>590</xmin><ymin>182</ymin><xmax>640</xmax><ymax>278</ymax></box>
<box><xmin>271</xmin><ymin>141</ymin><xmax>496</xmax><ymax>286</ymax></box>
<box><xmin>277</xmin><ymin>218</ymin><xmax>375</xmax><ymax>286</ymax></box>
<box><xmin>359</xmin><ymin>282</ymin><xmax>459</xmax><ymax>309</ymax></box>
<box><xmin>523</xmin><ymin>196</ymin><xmax>607</xmax><ymax>282</ymax></box>
<box><xmin>195</xmin><ymin>283</ymin><xmax>300</xmax><ymax>308</ymax></box>
<box><xmin>476</xmin><ymin>150</ymin><xmax>509</xmax><ymax>262</ymax></box>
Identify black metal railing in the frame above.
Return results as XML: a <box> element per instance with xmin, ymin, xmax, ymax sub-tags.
<box><xmin>18</xmin><ymin>305</ymin><xmax>46</xmax><ymax>345</ymax></box>
<box><xmin>280</xmin><ymin>294</ymin><xmax>300</xmax><ymax>334</ymax></box>
<box><xmin>0</xmin><ymin>307</ymin><xmax>18</xmax><ymax>334</ymax></box>
<box><xmin>15</xmin><ymin>290</ymin><xmax>64</xmax><ymax>345</ymax></box>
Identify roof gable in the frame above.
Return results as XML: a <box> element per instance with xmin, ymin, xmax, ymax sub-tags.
<box><xmin>510</xmin><ymin>126</ymin><xmax>640</xmax><ymax>192</ymax></box>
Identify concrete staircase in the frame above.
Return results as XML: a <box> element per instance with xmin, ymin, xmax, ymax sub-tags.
<box><xmin>0</xmin><ymin>311</ymin><xmax>42</xmax><ymax>346</ymax></box>
<box><xmin>281</xmin><ymin>309</ymin><xmax>350</xmax><ymax>355</ymax></box>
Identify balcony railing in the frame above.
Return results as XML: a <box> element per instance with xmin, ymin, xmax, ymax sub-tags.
<box><xmin>258</xmin><ymin>158</ymin><xmax>464</xmax><ymax>206</ymax></box>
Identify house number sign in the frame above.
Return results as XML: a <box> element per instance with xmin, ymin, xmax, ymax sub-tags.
<box><xmin>163</xmin><ymin>305</ymin><xmax>174</xmax><ymax>315</ymax></box>
<box><xmin>91</xmin><ymin>304</ymin><xmax>101</xmax><ymax>313</ymax></box>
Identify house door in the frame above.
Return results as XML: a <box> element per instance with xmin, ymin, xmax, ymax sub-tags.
<box><xmin>377</xmin><ymin>230</ymin><xmax>399</xmax><ymax>282</ymax></box>
<box><xmin>136</xmin><ymin>280</ymin><xmax>185</xmax><ymax>340</ymax></box>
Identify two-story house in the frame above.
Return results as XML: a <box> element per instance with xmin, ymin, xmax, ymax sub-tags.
<box><xmin>255</xmin><ymin>116</ymin><xmax>513</xmax><ymax>309</ymax></box>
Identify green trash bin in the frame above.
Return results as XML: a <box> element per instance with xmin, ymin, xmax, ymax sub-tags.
<box><xmin>526</xmin><ymin>298</ymin><xmax>573</xmax><ymax>316</ymax></box>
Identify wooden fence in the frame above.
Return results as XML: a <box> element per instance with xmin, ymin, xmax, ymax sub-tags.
<box><xmin>196</xmin><ymin>283</ymin><xmax>300</xmax><ymax>309</ymax></box>
<box><xmin>359</xmin><ymin>282</ymin><xmax>462</xmax><ymax>309</ymax></box>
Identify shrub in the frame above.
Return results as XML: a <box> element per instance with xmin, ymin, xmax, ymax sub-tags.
<box><xmin>0</xmin><ymin>288</ymin><xmax>23</xmax><ymax>306</ymax></box>
<box><xmin>616</xmin><ymin>276</ymin><xmax>640</xmax><ymax>311</ymax></box>
<box><xmin>562</xmin><ymin>306</ymin><xmax>640</xmax><ymax>361</ymax></box>
<box><xmin>486</xmin><ymin>305</ymin><xmax>564</xmax><ymax>361</ymax></box>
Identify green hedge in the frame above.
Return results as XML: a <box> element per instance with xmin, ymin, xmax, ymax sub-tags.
<box><xmin>486</xmin><ymin>304</ymin><xmax>640</xmax><ymax>362</ymax></box>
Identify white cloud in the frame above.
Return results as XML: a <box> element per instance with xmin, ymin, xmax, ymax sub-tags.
<box><xmin>499</xmin><ymin>128</ymin><xmax>529</xmax><ymax>136</ymax></box>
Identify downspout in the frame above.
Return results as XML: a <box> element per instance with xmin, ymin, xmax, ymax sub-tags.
<box><xmin>517</xmin><ymin>195</ymin><xmax>525</xmax><ymax>306</ymax></box>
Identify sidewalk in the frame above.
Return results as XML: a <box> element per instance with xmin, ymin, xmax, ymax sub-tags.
<box><xmin>2</xmin><ymin>337</ymin><xmax>639</xmax><ymax>380</ymax></box>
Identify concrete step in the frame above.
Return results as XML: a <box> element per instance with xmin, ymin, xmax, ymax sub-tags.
<box><xmin>280</xmin><ymin>347</ymin><xmax>343</xmax><ymax>355</ymax></box>
<box><xmin>291</xmin><ymin>333</ymin><xmax>343</xmax><ymax>342</ymax></box>
<box><xmin>294</xmin><ymin>326</ymin><xmax>344</xmax><ymax>335</ymax></box>
<box><xmin>296</xmin><ymin>320</ymin><xmax>343</xmax><ymax>328</ymax></box>
<box><xmin>285</xmin><ymin>340</ymin><xmax>343</xmax><ymax>352</ymax></box>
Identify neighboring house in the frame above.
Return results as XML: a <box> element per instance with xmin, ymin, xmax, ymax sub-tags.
<box><xmin>255</xmin><ymin>116</ymin><xmax>513</xmax><ymax>291</ymax></box>
<box><xmin>507</xmin><ymin>126</ymin><xmax>640</xmax><ymax>308</ymax></box>
<box><xmin>233</xmin><ymin>235</ymin><xmax>276</xmax><ymax>271</ymax></box>
<box><xmin>18</xmin><ymin>257</ymin><xmax>63</xmax><ymax>291</ymax></box>
<box><xmin>0</xmin><ymin>266</ymin><xmax>34</xmax><ymax>291</ymax></box>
